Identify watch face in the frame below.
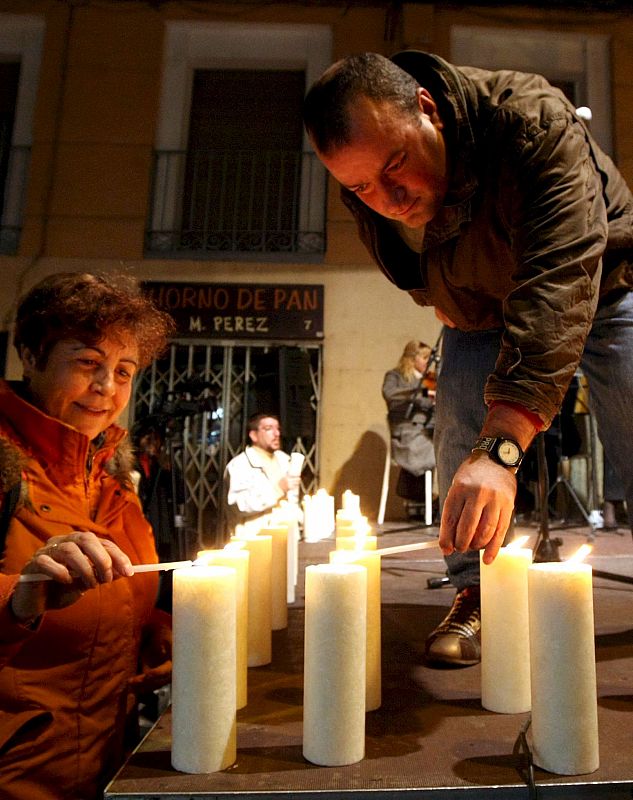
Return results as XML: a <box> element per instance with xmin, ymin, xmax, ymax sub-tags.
<box><xmin>497</xmin><ymin>440</ymin><xmax>521</xmax><ymax>465</ymax></box>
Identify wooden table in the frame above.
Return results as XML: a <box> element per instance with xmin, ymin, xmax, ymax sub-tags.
<box><xmin>106</xmin><ymin>528</ymin><xmax>633</xmax><ymax>799</ymax></box>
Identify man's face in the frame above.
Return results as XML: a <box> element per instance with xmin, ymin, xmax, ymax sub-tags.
<box><xmin>249</xmin><ymin>417</ymin><xmax>281</xmax><ymax>453</ymax></box>
<box><xmin>315</xmin><ymin>89</ymin><xmax>448</xmax><ymax>229</ymax></box>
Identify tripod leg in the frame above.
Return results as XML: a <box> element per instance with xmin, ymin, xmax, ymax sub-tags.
<box><xmin>550</xmin><ymin>475</ymin><xmax>596</xmax><ymax>530</ymax></box>
<box><xmin>534</xmin><ymin>433</ymin><xmax>563</xmax><ymax>562</ymax></box>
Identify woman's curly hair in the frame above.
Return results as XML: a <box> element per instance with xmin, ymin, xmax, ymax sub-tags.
<box><xmin>14</xmin><ymin>272</ymin><xmax>175</xmax><ymax>369</ymax></box>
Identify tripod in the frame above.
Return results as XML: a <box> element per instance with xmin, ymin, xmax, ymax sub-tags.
<box><xmin>532</xmin><ymin>430</ymin><xmax>633</xmax><ymax>584</ymax></box>
<box><xmin>540</xmin><ymin>400</ymin><xmax>603</xmax><ymax>536</ymax></box>
<box><xmin>547</xmin><ymin>453</ymin><xmax>598</xmax><ymax>532</ymax></box>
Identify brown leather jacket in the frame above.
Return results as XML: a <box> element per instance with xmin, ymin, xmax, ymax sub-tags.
<box><xmin>0</xmin><ymin>381</ymin><xmax>170</xmax><ymax>800</ymax></box>
<box><xmin>342</xmin><ymin>51</ymin><xmax>633</xmax><ymax>427</ymax></box>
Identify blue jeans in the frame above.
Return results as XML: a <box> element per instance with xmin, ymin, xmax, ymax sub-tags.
<box><xmin>434</xmin><ymin>291</ymin><xmax>633</xmax><ymax>590</ymax></box>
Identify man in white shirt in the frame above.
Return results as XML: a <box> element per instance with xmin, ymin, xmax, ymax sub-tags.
<box><xmin>225</xmin><ymin>413</ymin><xmax>300</xmax><ymax>530</ymax></box>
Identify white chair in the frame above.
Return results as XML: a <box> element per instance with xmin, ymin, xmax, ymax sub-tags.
<box><xmin>377</xmin><ymin>438</ymin><xmax>433</xmax><ymax>526</ymax></box>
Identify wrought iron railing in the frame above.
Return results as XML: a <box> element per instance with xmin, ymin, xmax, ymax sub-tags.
<box><xmin>0</xmin><ymin>144</ymin><xmax>30</xmax><ymax>255</ymax></box>
<box><xmin>145</xmin><ymin>148</ymin><xmax>327</xmax><ymax>259</ymax></box>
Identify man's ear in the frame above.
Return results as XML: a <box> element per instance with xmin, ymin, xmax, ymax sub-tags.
<box><xmin>417</xmin><ymin>87</ymin><xmax>443</xmax><ymax>127</ymax></box>
<box><xmin>20</xmin><ymin>346</ymin><xmax>37</xmax><ymax>378</ymax></box>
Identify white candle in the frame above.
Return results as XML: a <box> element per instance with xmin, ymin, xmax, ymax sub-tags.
<box><xmin>335</xmin><ymin>534</ymin><xmax>377</xmax><ymax>551</ymax></box>
<box><xmin>302</xmin><ymin>494</ymin><xmax>325</xmax><ymax>543</ymax></box>
<box><xmin>330</xmin><ymin>549</ymin><xmax>381</xmax><ymax>712</ymax></box>
<box><xmin>197</xmin><ymin>547</ymin><xmax>250</xmax><ymax>710</ymax></box>
<box><xmin>341</xmin><ymin>489</ymin><xmax>361</xmax><ymax>514</ymax></box>
<box><xmin>271</xmin><ymin>502</ymin><xmax>300</xmax><ymax>602</ymax></box>
<box><xmin>232</xmin><ymin>533</ymin><xmax>273</xmax><ymax>667</ymax></box>
<box><xmin>171</xmin><ymin>565</ymin><xmax>236</xmax><ymax>773</ymax></box>
<box><xmin>287</xmin><ymin>515</ymin><xmax>299</xmax><ymax>603</ymax></box>
<box><xmin>336</xmin><ymin>515</ymin><xmax>370</xmax><ymax>539</ymax></box>
<box><xmin>303</xmin><ymin>489</ymin><xmax>335</xmax><ymax>542</ymax></box>
<box><xmin>480</xmin><ymin>545</ymin><xmax>532</xmax><ymax>713</ymax></box>
<box><xmin>528</xmin><ymin>556</ymin><xmax>599</xmax><ymax>774</ymax></box>
<box><xmin>287</xmin><ymin>452</ymin><xmax>305</xmax><ymax>506</ymax></box>
<box><xmin>303</xmin><ymin>563</ymin><xmax>367</xmax><ymax>766</ymax></box>
<box><xmin>265</xmin><ymin>523</ymin><xmax>289</xmax><ymax>630</ymax></box>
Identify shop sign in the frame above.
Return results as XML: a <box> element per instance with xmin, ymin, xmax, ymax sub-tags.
<box><xmin>143</xmin><ymin>281</ymin><xmax>324</xmax><ymax>340</ymax></box>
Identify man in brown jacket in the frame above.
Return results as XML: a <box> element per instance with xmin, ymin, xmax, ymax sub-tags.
<box><xmin>303</xmin><ymin>51</ymin><xmax>633</xmax><ymax>666</ymax></box>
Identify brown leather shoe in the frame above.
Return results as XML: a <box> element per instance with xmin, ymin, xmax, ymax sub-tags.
<box><xmin>424</xmin><ymin>586</ymin><xmax>481</xmax><ymax>667</ymax></box>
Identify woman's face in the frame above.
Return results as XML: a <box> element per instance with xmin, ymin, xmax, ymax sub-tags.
<box><xmin>414</xmin><ymin>350</ymin><xmax>430</xmax><ymax>373</ymax></box>
<box><xmin>22</xmin><ymin>332</ymin><xmax>139</xmax><ymax>440</ymax></box>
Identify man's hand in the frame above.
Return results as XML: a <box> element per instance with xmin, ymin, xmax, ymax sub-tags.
<box><xmin>438</xmin><ymin>453</ymin><xmax>517</xmax><ymax>564</ymax></box>
<box><xmin>279</xmin><ymin>475</ymin><xmax>301</xmax><ymax>495</ymax></box>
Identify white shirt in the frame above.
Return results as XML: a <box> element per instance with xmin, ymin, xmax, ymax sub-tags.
<box><xmin>225</xmin><ymin>445</ymin><xmax>291</xmax><ymax>517</ymax></box>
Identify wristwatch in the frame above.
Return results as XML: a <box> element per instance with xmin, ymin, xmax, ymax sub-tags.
<box><xmin>472</xmin><ymin>436</ymin><xmax>524</xmax><ymax>469</ymax></box>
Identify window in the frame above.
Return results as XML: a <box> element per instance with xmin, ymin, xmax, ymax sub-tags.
<box><xmin>0</xmin><ymin>14</ymin><xmax>44</xmax><ymax>253</ymax></box>
<box><xmin>147</xmin><ymin>22</ymin><xmax>332</xmax><ymax>261</ymax></box>
<box><xmin>181</xmin><ymin>68</ymin><xmax>306</xmax><ymax>254</ymax></box>
<box><xmin>0</xmin><ymin>62</ymin><xmax>21</xmax><ymax>246</ymax></box>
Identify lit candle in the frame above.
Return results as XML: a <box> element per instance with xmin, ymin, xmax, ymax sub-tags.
<box><xmin>336</xmin><ymin>508</ymin><xmax>361</xmax><ymax>524</ymax></box>
<box><xmin>287</xmin><ymin>515</ymin><xmax>299</xmax><ymax>602</ymax></box>
<box><xmin>528</xmin><ymin>545</ymin><xmax>599</xmax><ymax>774</ymax></box>
<box><xmin>335</xmin><ymin>533</ymin><xmax>377</xmax><ymax>551</ymax></box>
<box><xmin>287</xmin><ymin>452</ymin><xmax>305</xmax><ymax>506</ymax></box>
<box><xmin>264</xmin><ymin>523</ymin><xmax>289</xmax><ymax>630</ymax></box>
<box><xmin>171</xmin><ymin>565</ymin><xmax>236</xmax><ymax>773</ymax></box>
<box><xmin>480</xmin><ymin>539</ymin><xmax>532</xmax><ymax>713</ymax></box>
<box><xmin>341</xmin><ymin>489</ymin><xmax>361</xmax><ymax>515</ymax></box>
<box><xmin>272</xmin><ymin>502</ymin><xmax>300</xmax><ymax>603</ymax></box>
<box><xmin>330</xmin><ymin>549</ymin><xmax>381</xmax><ymax>712</ymax></box>
<box><xmin>336</xmin><ymin>517</ymin><xmax>372</xmax><ymax>539</ymax></box>
<box><xmin>197</xmin><ymin>546</ymin><xmax>249</xmax><ymax>710</ymax></box>
<box><xmin>232</xmin><ymin>532</ymin><xmax>273</xmax><ymax>667</ymax></box>
<box><xmin>303</xmin><ymin>563</ymin><xmax>367</xmax><ymax>766</ymax></box>
<box><xmin>303</xmin><ymin>489</ymin><xmax>335</xmax><ymax>542</ymax></box>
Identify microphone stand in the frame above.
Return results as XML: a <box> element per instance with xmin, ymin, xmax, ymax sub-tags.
<box><xmin>532</xmin><ymin>433</ymin><xmax>563</xmax><ymax>562</ymax></box>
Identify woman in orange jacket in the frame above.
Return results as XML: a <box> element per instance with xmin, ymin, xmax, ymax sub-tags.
<box><xmin>0</xmin><ymin>272</ymin><xmax>174</xmax><ymax>800</ymax></box>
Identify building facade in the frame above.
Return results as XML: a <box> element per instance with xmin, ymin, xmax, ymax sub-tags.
<box><xmin>1</xmin><ymin>0</ymin><xmax>631</xmax><ymax>540</ymax></box>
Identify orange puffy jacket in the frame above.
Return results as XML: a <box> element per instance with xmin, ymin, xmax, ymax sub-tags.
<box><xmin>0</xmin><ymin>381</ymin><xmax>171</xmax><ymax>800</ymax></box>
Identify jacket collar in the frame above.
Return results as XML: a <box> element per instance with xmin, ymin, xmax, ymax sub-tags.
<box><xmin>0</xmin><ymin>380</ymin><xmax>127</xmax><ymax>478</ymax></box>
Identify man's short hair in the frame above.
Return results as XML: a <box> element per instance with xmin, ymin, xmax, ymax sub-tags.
<box><xmin>303</xmin><ymin>52</ymin><xmax>420</xmax><ymax>155</ymax></box>
<box><xmin>247</xmin><ymin>412</ymin><xmax>280</xmax><ymax>435</ymax></box>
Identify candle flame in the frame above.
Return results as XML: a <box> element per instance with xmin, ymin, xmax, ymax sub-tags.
<box><xmin>566</xmin><ymin>543</ymin><xmax>593</xmax><ymax>564</ymax></box>
<box><xmin>506</xmin><ymin>535</ymin><xmax>530</xmax><ymax>551</ymax></box>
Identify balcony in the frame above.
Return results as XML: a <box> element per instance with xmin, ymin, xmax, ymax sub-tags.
<box><xmin>145</xmin><ymin>148</ymin><xmax>327</xmax><ymax>262</ymax></box>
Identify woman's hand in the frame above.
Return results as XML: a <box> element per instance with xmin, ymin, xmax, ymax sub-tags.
<box><xmin>11</xmin><ymin>532</ymin><xmax>135</xmax><ymax>625</ymax></box>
